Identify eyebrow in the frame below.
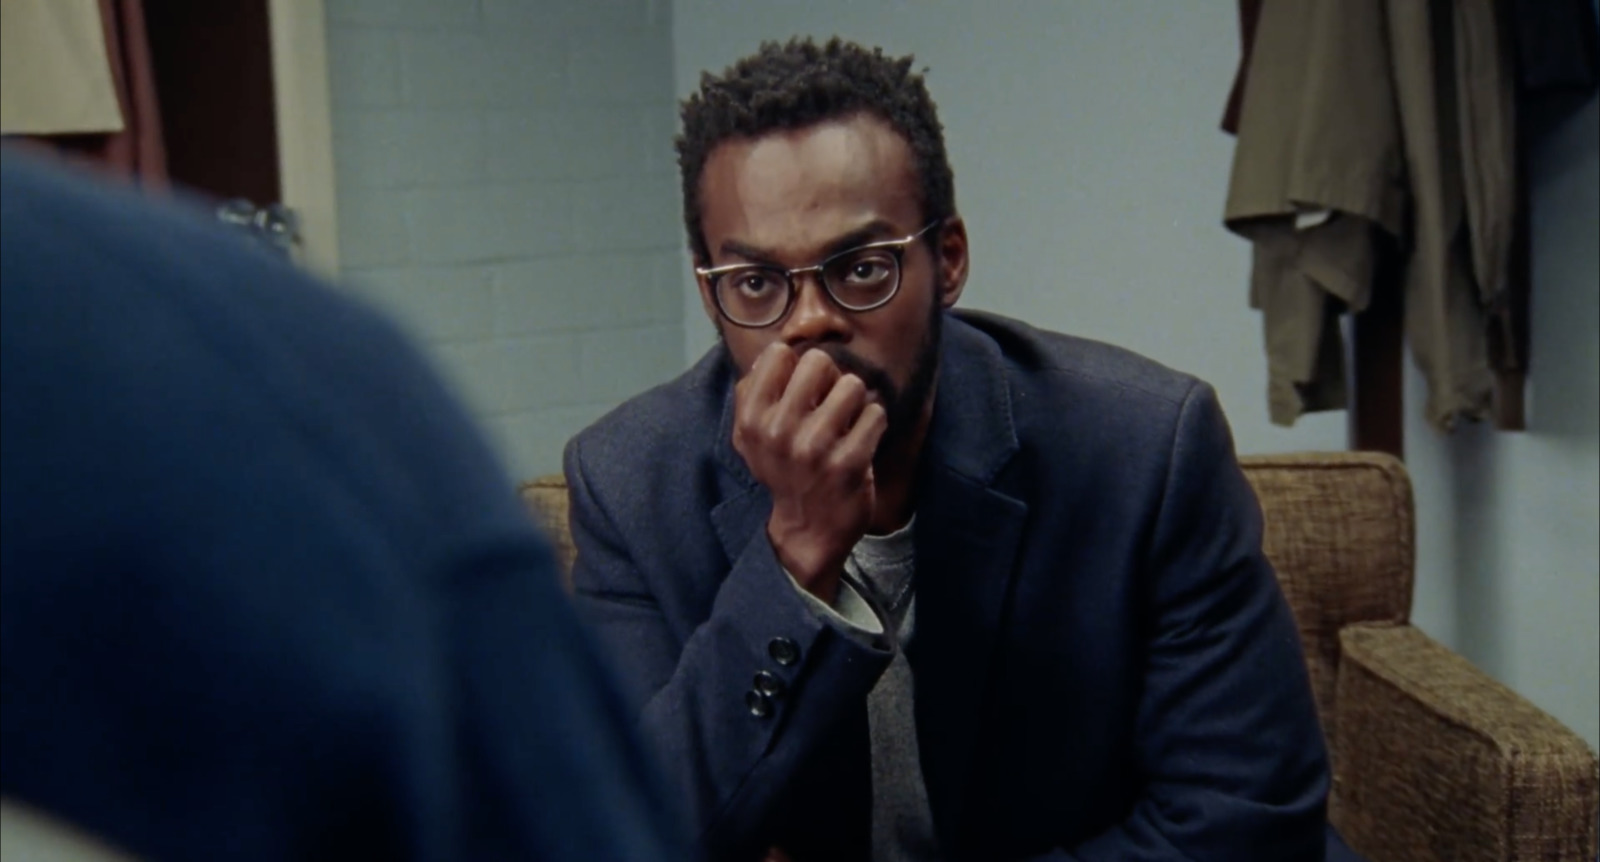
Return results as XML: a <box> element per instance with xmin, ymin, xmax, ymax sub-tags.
<box><xmin>717</xmin><ymin>219</ymin><xmax>901</xmax><ymax>266</ymax></box>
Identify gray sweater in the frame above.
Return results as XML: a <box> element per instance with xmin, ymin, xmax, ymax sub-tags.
<box><xmin>790</xmin><ymin>519</ymin><xmax>940</xmax><ymax>862</ymax></box>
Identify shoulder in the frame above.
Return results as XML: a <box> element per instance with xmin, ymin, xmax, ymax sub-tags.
<box><xmin>947</xmin><ymin>311</ymin><xmax>1247</xmax><ymax>555</ymax></box>
<box><xmin>565</xmin><ymin>345</ymin><xmax>731</xmax><ymax>493</ymax></box>
<box><xmin>945</xmin><ymin>309</ymin><xmax>1235</xmax><ymax>507</ymax></box>
<box><xmin>1</xmin><ymin>151</ymin><xmax>426</xmax><ymax>394</ymax></box>
<box><xmin>952</xmin><ymin>309</ymin><xmax>1206</xmax><ymax>425</ymax></box>
<box><xmin>1</xmin><ymin>151</ymin><xmax>524</xmax><ymax>546</ymax></box>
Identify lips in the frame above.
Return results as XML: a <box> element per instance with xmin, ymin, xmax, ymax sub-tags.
<box><xmin>819</xmin><ymin>347</ymin><xmax>890</xmax><ymax>388</ymax></box>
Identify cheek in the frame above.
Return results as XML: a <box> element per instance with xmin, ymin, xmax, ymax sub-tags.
<box><xmin>857</xmin><ymin>306</ymin><xmax>929</xmax><ymax>381</ymax></box>
<box><xmin>723</xmin><ymin>331</ymin><xmax>776</xmax><ymax>378</ymax></box>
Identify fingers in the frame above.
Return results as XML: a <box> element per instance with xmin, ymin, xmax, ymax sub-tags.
<box><xmin>737</xmin><ymin>347</ymin><xmax>844</xmax><ymax>462</ymax></box>
<box><xmin>791</xmin><ymin>372</ymin><xmax>869</xmax><ymax>459</ymax></box>
<box><xmin>830</xmin><ymin>401</ymin><xmax>888</xmax><ymax>474</ymax></box>
<box><xmin>774</xmin><ymin>348</ymin><xmax>843</xmax><ymax>419</ymax></box>
<box><xmin>732</xmin><ymin>344</ymin><xmax>797</xmax><ymax>456</ymax></box>
<box><xmin>733</xmin><ymin>344</ymin><xmax>884</xmax><ymax>484</ymax></box>
<box><xmin>737</xmin><ymin>342</ymin><xmax>799</xmax><ymax>413</ymax></box>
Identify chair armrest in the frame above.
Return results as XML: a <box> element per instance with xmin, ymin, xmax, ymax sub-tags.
<box><xmin>1331</xmin><ymin>623</ymin><xmax>1598</xmax><ymax>862</ymax></box>
<box><xmin>519</xmin><ymin>475</ymin><xmax>575</xmax><ymax>590</ymax></box>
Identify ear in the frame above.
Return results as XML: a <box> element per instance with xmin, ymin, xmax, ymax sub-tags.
<box><xmin>933</xmin><ymin>215</ymin><xmax>969</xmax><ymax>309</ymax></box>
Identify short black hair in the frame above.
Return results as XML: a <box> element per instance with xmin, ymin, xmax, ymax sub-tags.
<box><xmin>675</xmin><ymin>36</ymin><xmax>956</xmax><ymax>263</ymax></box>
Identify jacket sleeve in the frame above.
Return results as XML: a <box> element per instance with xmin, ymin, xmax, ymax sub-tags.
<box><xmin>563</xmin><ymin>436</ymin><xmax>893</xmax><ymax>861</ymax></box>
<box><xmin>1050</xmin><ymin>382</ymin><xmax>1331</xmax><ymax>862</ymax></box>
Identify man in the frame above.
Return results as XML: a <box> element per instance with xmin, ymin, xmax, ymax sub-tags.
<box><xmin>565</xmin><ymin>38</ymin><xmax>1336</xmax><ymax>862</ymax></box>
<box><xmin>0</xmin><ymin>150</ymin><xmax>685</xmax><ymax>862</ymax></box>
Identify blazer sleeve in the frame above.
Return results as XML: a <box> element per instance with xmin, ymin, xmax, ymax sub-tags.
<box><xmin>1051</xmin><ymin>382</ymin><xmax>1331</xmax><ymax>862</ymax></box>
<box><xmin>562</xmin><ymin>435</ymin><xmax>893</xmax><ymax>861</ymax></box>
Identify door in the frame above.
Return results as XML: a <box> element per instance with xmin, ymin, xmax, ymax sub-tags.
<box><xmin>142</xmin><ymin>0</ymin><xmax>338</xmax><ymax>274</ymax></box>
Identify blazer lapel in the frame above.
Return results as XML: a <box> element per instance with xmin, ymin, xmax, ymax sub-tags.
<box><xmin>906</xmin><ymin>313</ymin><xmax>1027</xmax><ymax>854</ymax></box>
<box><xmin>710</xmin><ymin>482</ymin><xmax>771</xmax><ymax>569</ymax></box>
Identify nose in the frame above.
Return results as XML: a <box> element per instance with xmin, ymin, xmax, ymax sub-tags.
<box><xmin>779</xmin><ymin>271</ymin><xmax>850</xmax><ymax>348</ymax></box>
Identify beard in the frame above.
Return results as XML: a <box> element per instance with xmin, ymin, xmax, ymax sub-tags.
<box><xmin>723</xmin><ymin>298</ymin><xmax>943</xmax><ymax>454</ymax></box>
<box><xmin>822</xmin><ymin>301</ymin><xmax>941</xmax><ymax>451</ymax></box>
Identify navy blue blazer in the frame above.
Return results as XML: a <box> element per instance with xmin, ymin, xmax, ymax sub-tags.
<box><xmin>565</xmin><ymin>310</ymin><xmax>1332</xmax><ymax>861</ymax></box>
<box><xmin>0</xmin><ymin>152</ymin><xmax>685</xmax><ymax>862</ymax></box>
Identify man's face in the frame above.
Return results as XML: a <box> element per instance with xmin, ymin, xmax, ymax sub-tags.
<box><xmin>694</xmin><ymin>113</ymin><xmax>967</xmax><ymax>445</ymax></box>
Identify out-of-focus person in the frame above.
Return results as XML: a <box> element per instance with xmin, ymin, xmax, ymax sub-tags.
<box><xmin>0</xmin><ymin>148</ymin><xmax>688</xmax><ymax>862</ymax></box>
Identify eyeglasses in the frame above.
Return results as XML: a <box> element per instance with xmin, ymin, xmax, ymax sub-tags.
<box><xmin>696</xmin><ymin>222</ymin><xmax>941</xmax><ymax>329</ymax></box>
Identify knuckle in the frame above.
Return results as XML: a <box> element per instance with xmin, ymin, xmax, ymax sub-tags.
<box><xmin>837</xmin><ymin>375</ymin><xmax>867</xmax><ymax>401</ymax></box>
<box><xmin>771</xmin><ymin>346</ymin><xmax>798</xmax><ymax>375</ymax></box>
<box><xmin>761</xmin><ymin>417</ymin><xmax>790</xmax><ymax>450</ymax></box>
<box><xmin>790</xmin><ymin>432</ymin><xmax>825</xmax><ymax>465</ymax></box>
<box><xmin>801</xmin><ymin>351</ymin><xmax>837</xmax><ymax>384</ymax></box>
<box><xmin>816</xmin><ymin>352</ymin><xmax>843</xmax><ymax>378</ymax></box>
<box><xmin>731</xmin><ymin>428</ymin><xmax>756</xmax><ymax>461</ymax></box>
<box><xmin>732</xmin><ymin>410</ymin><xmax>758</xmax><ymax>440</ymax></box>
<box><xmin>791</xmin><ymin>356</ymin><xmax>820</xmax><ymax>386</ymax></box>
<box><xmin>823</xmin><ymin>452</ymin><xmax>862</xmax><ymax>481</ymax></box>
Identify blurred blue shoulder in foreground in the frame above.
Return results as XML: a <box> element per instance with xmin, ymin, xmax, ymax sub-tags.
<box><xmin>0</xmin><ymin>149</ymin><xmax>688</xmax><ymax>862</ymax></box>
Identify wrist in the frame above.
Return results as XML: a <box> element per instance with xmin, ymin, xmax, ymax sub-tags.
<box><xmin>768</xmin><ymin>510</ymin><xmax>849</xmax><ymax>603</ymax></box>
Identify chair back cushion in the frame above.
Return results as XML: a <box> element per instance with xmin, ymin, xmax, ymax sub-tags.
<box><xmin>520</xmin><ymin>476</ymin><xmax>576</xmax><ymax>589</ymax></box>
<box><xmin>1240</xmin><ymin>452</ymin><xmax>1415</xmax><ymax>745</ymax></box>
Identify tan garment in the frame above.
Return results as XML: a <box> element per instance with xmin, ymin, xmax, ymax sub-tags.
<box><xmin>1224</xmin><ymin>0</ymin><xmax>1515</xmax><ymax>430</ymax></box>
<box><xmin>2</xmin><ymin>0</ymin><xmax>166</xmax><ymax>186</ymax></box>
<box><xmin>0</xmin><ymin>0</ymin><xmax>122</xmax><ymax>135</ymax></box>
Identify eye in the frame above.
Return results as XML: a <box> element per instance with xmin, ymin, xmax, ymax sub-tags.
<box><xmin>837</xmin><ymin>252</ymin><xmax>895</xmax><ymax>285</ymax></box>
<box><xmin>851</xmin><ymin>261</ymin><xmax>886</xmax><ymax>280</ymax></box>
<box><xmin>727</xmin><ymin>269</ymin><xmax>784</xmax><ymax>298</ymax></box>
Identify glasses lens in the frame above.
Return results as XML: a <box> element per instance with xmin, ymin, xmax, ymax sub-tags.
<box><xmin>715</xmin><ymin>267</ymin><xmax>790</xmax><ymax>326</ymax></box>
<box><xmin>824</xmin><ymin>250</ymin><xmax>900</xmax><ymax>310</ymax></box>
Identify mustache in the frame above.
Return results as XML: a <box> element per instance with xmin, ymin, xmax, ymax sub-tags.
<box><xmin>812</xmin><ymin>345</ymin><xmax>897</xmax><ymax>401</ymax></box>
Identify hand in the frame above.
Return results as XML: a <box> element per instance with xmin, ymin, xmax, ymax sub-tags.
<box><xmin>762</xmin><ymin>847</ymin><xmax>794</xmax><ymax>862</ymax></box>
<box><xmin>732</xmin><ymin>343</ymin><xmax>888</xmax><ymax>604</ymax></box>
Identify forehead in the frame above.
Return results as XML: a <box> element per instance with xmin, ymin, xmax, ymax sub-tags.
<box><xmin>698</xmin><ymin>113</ymin><xmax>921</xmax><ymax>260</ymax></box>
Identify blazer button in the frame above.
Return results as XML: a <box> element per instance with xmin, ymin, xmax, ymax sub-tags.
<box><xmin>745</xmin><ymin>689</ymin><xmax>774</xmax><ymax>718</ymax></box>
<box><xmin>768</xmin><ymin>637</ymin><xmax>800</xmax><ymax>666</ymax></box>
<box><xmin>753</xmin><ymin>670</ymin><xmax>786</xmax><ymax>698</ymax></box>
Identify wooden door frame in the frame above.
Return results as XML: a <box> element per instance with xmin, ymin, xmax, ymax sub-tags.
<box><xmin>267</xmin><ymin>0</ymin><xmax>339</xmax><ymax>276</ymax></box>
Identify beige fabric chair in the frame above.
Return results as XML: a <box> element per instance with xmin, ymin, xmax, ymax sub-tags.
<box><xmin>521</xmin><ymin>451</ymin><xmax>1599</xmax><ymax>862</ymax></box>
